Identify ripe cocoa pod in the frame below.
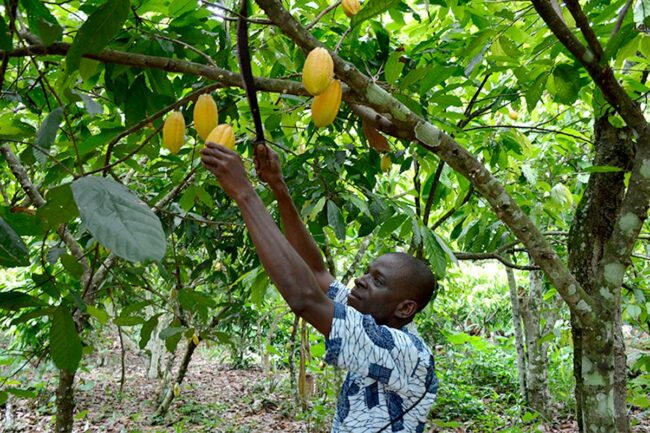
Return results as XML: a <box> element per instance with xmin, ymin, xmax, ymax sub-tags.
<box><xmin>311</xmin><ymin>79</ymin><xmax>342</xmax><ymax>128</ymax></box>
<box><xmin>302</xmin><ymin>48</ymin><xmax>334</xmax><ymax>96</ymax></box>
<box><xmin>342</xmin><ymin>0</ymin><xmax>360</xmax><ymax>17</ymax></box>
<box><xmin>380</xmin><ymin>155</ymin><xmax>392</xmax><ymax>172</ymax></box>
<box><xmin>508</xmin><ymin>110</ymin><xmax>519</xmax><ymax>121</ymax></box>
<box><xmin>193</xmin><ymin>94</ymin><xmax>219</xmax><ymax>140</ymax></box>
<box><xmin>162</xmin><ymin>111</ymin><xmax>185</xmax><ymax>154</ymax></box>
<box><xmin>205</xmin><ymin>124</ymin><xmax>236</xmax><ymax>150</ymax></box>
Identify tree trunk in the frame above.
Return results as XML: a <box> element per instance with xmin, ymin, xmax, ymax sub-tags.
<box><xmin>567</xmin><ymin>116</ymin><xmax>633</xmax><ymax>433</ymax></box>
<box><xmin>54</xmin><ymin>369</ymin><xmax>76</xmax><ymax>433</ymax></box>
<box><xmin>144</xmin><ymin>305</ymin><xmax>169</xmax><ymax>380</ymax></box>
<box><xmin>505</xmin><ymin>266</ymin><xmax>527</xmax><ymax>400</ymax></box>
<box><xmin>520</xmin><ymin>270</ymin><xmax>552</xmax><ymax>419</ymax></box>
<box><xmin>155</xmin><ymin>340</ymin><xmax>197</xmax><ymax>418</ymax></box>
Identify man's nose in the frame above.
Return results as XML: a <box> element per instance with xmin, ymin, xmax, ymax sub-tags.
<box><xmin>354</xmin><ymin>277</ymin><xmax>365</xmax><ymax>288</ymax></box>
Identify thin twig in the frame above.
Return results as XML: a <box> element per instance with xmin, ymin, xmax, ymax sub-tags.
<box><xmin>306</xmin><ymin>1</ymin><xmax>341</xmax><ymax>30</ymax></box>
<box><xmin>463</xmin><ymin>124</ymin><xmax>592</xmax><ymax>144</ymax></box>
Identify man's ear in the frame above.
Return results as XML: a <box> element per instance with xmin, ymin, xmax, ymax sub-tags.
<box><xmin>395</xmin><ymin>300</ymin><xmax>418</xmax><ymax>319</ymax></box>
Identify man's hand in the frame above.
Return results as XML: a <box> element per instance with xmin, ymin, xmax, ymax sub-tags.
<box><xmin>254</xmin><ymin>144</ymin><xmax>285</xmax><ymax>190</ymax></box>
<box><xmin>200</xmin><ymin>142</ymin><xmax>253</xmax><ymax>200</ymax></box>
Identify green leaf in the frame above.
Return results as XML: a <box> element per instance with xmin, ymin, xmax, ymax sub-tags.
<box><xmin>551</xmin><ymin>64</ymin><xmax>582</xmax><ymax>105</ymax></box>
<box><xmin>113</xmin><ymin>316</ymin><xmax>145</xmax><ymax>326</ymax></box>
<box><xmin>75</xmin><ymin>91</ymin><xmax>104</xmax><ymax>116</ymax></box>
<box><xmin>34</xmin><ymin>106</ymin><xmax>64</xmax><ymax>164</ymax></box>
<box><xmin>21</xmin><ymin>0</ymin><xmax>63</xmax><ymax>46</ymax></box>
<box><xmin>377</xmin><ymin>214</ymin><xmax>408</xmax><ymax>237</ymax></box>
<box><xmin>66</xmin><ymin>0</ymin><xmax>131</xmax><ymax>73</ymax></box>
<box><xmin>0</xmin><ymin>112</ymin><xmax>34</xmax><ymax>140</ymax></box>
<box><xmin>0</xmin><ymin>290</ymin><xmax>46</xmax><ymax>310</ymax></box>
<box><xmin>79</xmin><ymin>58</ymin><xmax>100</xmax><ymax>81</ymax></box>
<box><xmin>385</xmin><ymin>51</ymin><xmax>404</xmax><ymax>84</ymax></box>
<box><xmin>605</xmin><ymin>22</ymin><xmax>636</xmax><ymax>61</ymax></box>
<box><xmin>6</xmin><ymin>388</ymin><xmax>37</xmax><ymax>398</ymax></box>
<box><xmin>86</xmin><ymin>305</ymin><xmax>109</xmax><ymax>325</ymax></box>
<box><xmin>71</xmin><ymin>176</ymin><xmax>167</xmax><ymax>263</ymax></box>
<box><xmin>350</xmin><ymin>0</ymin><xmax>401</xmax><ymax>28</ymax></box>
<box><xmin>60</xmin><ymin>254</ymin><xmax>84</xmax><ymax>278</ymax></box>
<box><xmin>0</xmin><ymin>217</ymin><xmax>30</xmax><ymax>267</ymax></box>
<box><xmin>250</xmin><ymin>269</ymin><xmax>269</xmax><ymax>306</ymax></box>
<box><xmin>525</xmin><ymin>73</ymin><xmax>548</xmax><ymax>111</ymax></box>
<box><xmin>36</xmin><ymin>183</ymin><xmax>79</xmax><ymax>230</ymax></box>
<box><xmin>581</xmin><ymin>165</ymin><xmax>624</xmax><ymax>173</ymax></box>
<box><xmin>0</xmin><ymin>391</ymin><xmax>6</xmax><ymax>405</ymax></box>
<box><xmin>160</xmin><ymin>323</ymin><xmax>184</xmax><ymax>352</ymax></box>
<box><xmin>178</xmin><ymin>289</ymin><xmax>217</xmax><ymax>310</ymax></box>
<box><xmin>50</xmin><ymin>305</ymin><xmax>82</xmax><ymax>371</ymax></box>
<box><xmin>0</xmin><ymin>16</ymin><xmax>12</xmax><ymax>51</ymax></box>
<box><xmin>326</xmin><ymin>200</ymin><xmax>346</xmax><ymax>240</ymax></box>
<box><xmin>139</xmin><ymin>314</ymin><xmax>161</xmax><ymax>350</ymax></box>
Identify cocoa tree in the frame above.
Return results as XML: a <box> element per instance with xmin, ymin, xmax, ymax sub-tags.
<box><xmin>1</xmin><ymin>1</ymin><xmax>649</xmax><ymax>432</ymax></box>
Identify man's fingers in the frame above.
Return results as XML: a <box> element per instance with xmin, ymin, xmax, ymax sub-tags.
<box><xmin>200</xmin><ymin>154</ymin><xmax>222</xmax><ymax>167</ymax></box>
<box><xmin>205</xmin><ymin>141</ymin><xmax>235</xmax><ymax>155</ymax></box>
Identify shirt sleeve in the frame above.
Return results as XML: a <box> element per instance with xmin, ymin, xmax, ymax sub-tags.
<box><xmin>326</xmin><ymin>280</ymin><xmax>351</xmax><ymax>305</ymax></box>
<box><xmin>324</xmin><ymin>283</ymin><xmax>425</xmax><ymax>394</ymax></box>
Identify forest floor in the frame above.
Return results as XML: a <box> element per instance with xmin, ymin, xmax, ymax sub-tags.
<box><xmin>2</xmin><ymin>342</ymin><xmax>649</xmax><ymax>433</ymax></box>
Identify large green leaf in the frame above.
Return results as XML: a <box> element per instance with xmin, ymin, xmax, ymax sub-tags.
<box><xmin>50</xmin><ymin>305</ymin><xmax>82</xmax><ymax>372</ymax></box>
<box><xmin>551</xmin><ymin>64</ymin><xmax>582</xmax><ymax>105</ymax></box>
<box><xmin>350</xmin><ymin>0</ymin><xmax>401</xmax><ymax>28</ymax></box>
<box><xmin>0</xmin><ymin>217</ymin><xmax>29</xmax><ymax>267</ymax></box>
<box><xmin>71</xmin><ymin>176</ymin><xmax>166</xmax><ymax>263</ymax></box>
<box><xmin>0</xmin><ymin>290</ymin><xmax>46</xmax><ymax>310</ymax></box>
<box><xmin>66</xmin><ymin>0</ymin><xmax>131</xmax><ymax>73</ymax></box>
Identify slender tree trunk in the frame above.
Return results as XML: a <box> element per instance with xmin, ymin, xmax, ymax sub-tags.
<box><xmin>54</xmin><ymin>369</ymin><xmax>76</xmax><ymax>433</ymax></box>
<box><xmin>567</xmin><ymin>116</ymin><xmax>633</xmax><ymax>433</ymax></box>
<box><xmin>506</xmin><ymin>266</ymin><xmax>527</xmax><ymax>400</ymax></box>
<box><xmin>4</xmin><ymin>396</ymin><xmax>15</xmax><ymax>432</ymax></box>
<box><xmin>155</xmin><ymin>340</ymin><xmax>197</xmax><ymax>417</ymax></box>
<box><xmin>613</xmin><ymin>297</ymin><xmax>629</xmax><ymax>432</ymax></box>
<box><xmin>520</xmin><ymin>270</ymin><xmax>552</xmax><ymax>419</ymax></box>
<box><xmin>571</xmin><ymin>314</ymin><xmax>584</xmax><ymax>432</ymax></box>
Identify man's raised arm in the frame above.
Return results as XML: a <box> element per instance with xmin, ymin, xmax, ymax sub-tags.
<box><xmin>200</xmin><ymin>142</ymin><xmax>333</xmax><ymax>336</ymax></box>
<box><xmin>254</xmin><ymin>145</ymin><xmax>335</xmax><ymax>293</ymax></box>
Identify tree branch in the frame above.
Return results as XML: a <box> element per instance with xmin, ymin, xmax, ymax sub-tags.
<box><xmin>530</xmin><ymin>0</ymin><xmax>646</xmax><ymax>132</ymax></box>
<box><xmin>563</xmin><ymin>0</ymin><xmax>604</xmax><ymax>60</ymax></box>
<box><xmin>454</xmin><ymin>252</ymin><xmax>540</xmax><ymax>271</ymax></box>
<box><xmin>0</xmin><ymin>144</ymin><xmax>90</xmax><ymax>281</ymax></box>
<box><xmin>612</xmin><ymin>0</ymin><xmax>634</xmax><ymax>37</ymax></box>
<box><xmin>254</xmin><ymin>0</ymin><xmax>596</xmax><ymax>325</ymax></box>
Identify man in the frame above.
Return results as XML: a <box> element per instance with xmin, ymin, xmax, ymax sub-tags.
<box><xmin>200</xmin><ymin>142</ymin><xmax>438</xmax><ymax>432</ymax></box>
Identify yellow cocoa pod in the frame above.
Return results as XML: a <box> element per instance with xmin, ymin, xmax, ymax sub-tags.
<box><xmin>342</xmin><ymin>0</ymin><xmax>361</xmax><ymax>17</ymax></box>
<box><xmin>205</xmin><ymin>124</ymin><xmax>236</xmax><ymax>150</ymax></box>
<box><xmin>193</xmin><ymin>94</ymin><xmax>219</xmax><ymax>140</ymax></box>
<box><xmin>508</xmin><ymin>110</ymin><xmax>519</xmax><ymax>121</ymax></box>
<box><xmin>311</xmin><ymin>79</ymin><xmax>342</xmax><ymax>128</ymax></box>
<box><xmin>302</xmin><ymin>48</ymin><xmax>334</xmax><ymax>96</ymax></box>
<box><xmin>162</xmin><ymin>111</ymin><xmax>185</xmax><ymax>154</ymax></box>
<box><xmin>380</xmin><ymin>155</ymin><xmax>392</xmax><ymax>172</ymax></box>
<box><xmin>192</xmin><ymin>334</ymin><xmax>200</xmax><ymax>346</ymax></box>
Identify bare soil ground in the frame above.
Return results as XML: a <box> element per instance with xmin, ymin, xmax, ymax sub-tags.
<box><xmin>2</xmin><ymin>344</ymin><xmax>648</xmax><ymax>433</ymax></box>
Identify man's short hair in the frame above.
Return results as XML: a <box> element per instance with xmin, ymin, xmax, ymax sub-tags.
<box><xmin>386</xmin><ymin>252</ymin><xmax>438</xmax><ymax>313</ymax></box>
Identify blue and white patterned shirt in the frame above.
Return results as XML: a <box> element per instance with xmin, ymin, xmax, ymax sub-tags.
<box><xmin>324</xmin><ymin>280</ymin><xmax>438</xmax><ymax>433</ymax></box>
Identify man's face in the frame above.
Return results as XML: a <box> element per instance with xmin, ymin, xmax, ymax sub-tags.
<box><xmin>347</xmin><ymin>254</ymin><xmax>405</xmax><ymax>325</ymax></box>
